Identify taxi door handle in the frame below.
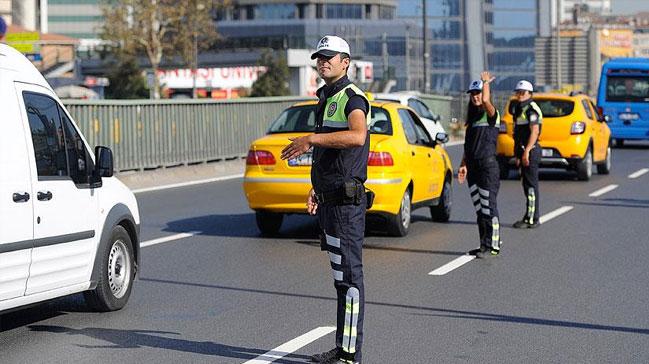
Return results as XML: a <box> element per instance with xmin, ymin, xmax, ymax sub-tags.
<box><xmin>427</xmin><ymin>153</ymin><xmax>431</xmax><ymax>158</ymax></box>
<box><xmin>411</xmin><ymin>151</ymin><xmax>415</xmax><ymax>156</ymax></box>
<box><xmin>37</xmin><ymin>191</ymin><xmax>53</xmax><ymax>201</ymax></box>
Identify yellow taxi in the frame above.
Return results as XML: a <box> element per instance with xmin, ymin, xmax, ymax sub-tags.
<box><xmin>497</xmin><ymin>93</ymin><xmax>612</xmax><ymax>181</ymax></box>
<box><xmin>243</xmin><ymin>100</ymin><xmax>454</xmax><ymax>236</ymax></box>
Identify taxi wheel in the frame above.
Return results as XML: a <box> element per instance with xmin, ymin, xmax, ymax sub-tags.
<box><xmin>256</xmin><ymin>211</ymin><xmax>283</xmax><ymax>236</ymax></box>
<box><xmin>430</xmin><ymin>179</ymin><xmax>451</xmax><ymax>222</ymax></box>
<box><xmin>597</xmin><ymin>146</ymin><xmax>611</xmax><ymax>175</ymax></box>
<box><xmin>388</xmin><ymin>189</ymin><xmax>411</xmax><ymax>237</ymax></box>
<box><xmin>576</xmin><ymin>146</ymin><xmax>593</xmax><ymax>181</ymax></box>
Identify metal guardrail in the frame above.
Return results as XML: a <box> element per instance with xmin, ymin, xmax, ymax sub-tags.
<box><xmin>64</xmin><ymin>97</ymin><xmax>312</xmax><ymax>171</ymax></box>
<box><xmin>64</xmin><ymin>94</ymin><xmax>461</xmax><ymax>172</ymax></box>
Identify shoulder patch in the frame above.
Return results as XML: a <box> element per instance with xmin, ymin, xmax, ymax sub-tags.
<box><xmin>327</xmin><ymin>102</ymin><xmax>338</xmax><ymax>117</ymax></box>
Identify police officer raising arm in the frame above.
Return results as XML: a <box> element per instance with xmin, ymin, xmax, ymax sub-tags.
<box><xmin>512</xmin><ymin>80</ymin><xmax>543</xmax><ymax>229</ymax></box>
<box><xmin>281</xmin><ymin>35</ymin><xmax>370</xmax><ymax>364</ymax></box>
<box><xmin>458</xmin><ymin>71</ymin><xmax>502</xmax><ymax>258</ymax></box>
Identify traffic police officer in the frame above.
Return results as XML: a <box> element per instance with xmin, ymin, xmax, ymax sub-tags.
<box><xmin>281</xmin><ymin>35</ymin><xmax>370</xmax><ymax>364</ymax></box>
<box><xmin>458</xmin><ymin>71</ymin><xmax>502</xmax><ymax>257</ymax></box>
<box><xmin>512</xmin><ymin>80</ymin><xmax>543</xmax><ymax>228</ymax></box>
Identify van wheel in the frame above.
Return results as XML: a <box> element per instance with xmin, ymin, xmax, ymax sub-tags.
<box><xmin>498</xmin><ymin>158</ymin><xmax>510</xmax><ymax>180</ymax></box>
<box><xmin>84</xmin><ymin>225</ymin><xmax>135</xmax><ymax>312</ymax></box>
<box><xmin>256</xmin><ymin>211</ymin><xmax>283</xmax><ymax>236</ymax></box>
<box><xmin>597</xmin><ymin>146</ymin><xmax>611</xmax><ymax>174</ymax></box>
<box><xmin>388</xmin><ymin>189</ymin><xmax>411</xmax><ymax>237</ymax></box>
<box><xmin>613</xmin><ymin>138</ymin><xmax>624</xmax><ymax>148</ymax></box>
<box><xmin>430</xmin><ymin>179</ymin><xmax>451</xmax><ymax>222</ymax></box>
<box><xmin>576</xmin><ymin>146</ymin><xmax>593</xmax><ymax>181</ymax></box>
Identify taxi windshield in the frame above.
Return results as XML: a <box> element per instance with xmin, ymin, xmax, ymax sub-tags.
<box><xmin>268</xmin><ymin>105</ymin><xmax>392</xmax><ymax>135</ymax></box>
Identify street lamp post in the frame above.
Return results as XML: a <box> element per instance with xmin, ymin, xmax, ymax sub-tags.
<box><xmin>192</xmin><ymin>2</ymin><xmax>205</xmax><ymax>99</ymax></box>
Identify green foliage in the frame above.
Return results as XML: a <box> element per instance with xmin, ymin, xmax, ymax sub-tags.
<box><xmin>250</xmin><ymin>49</ymin><xmax>291</xmax><ymax>97</ymax></box>
<box><xmin>105</xmin><ymin>58</ymin><xmax>150</xmax><ymax>99</ymax></box>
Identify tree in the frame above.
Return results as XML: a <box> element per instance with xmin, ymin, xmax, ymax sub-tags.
<box><xmin>105</xmin><ymin>57</ymin><xmax>150</xmax><ymax>99</ymax></box>
<box><xmin>100</xmin><ymin>0</ymin><xmax>226</xmax><ymax>98</ymax></box>
<box><xmin>250</xmin><ymin>49</ymin><xmax>291</xmax><ymax>97</ymax></box>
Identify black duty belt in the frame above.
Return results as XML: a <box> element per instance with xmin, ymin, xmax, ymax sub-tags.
<box><xmin>315</xmin><ymin>181</ymin><xmax>373</xmax><ymax>209</ymax></box>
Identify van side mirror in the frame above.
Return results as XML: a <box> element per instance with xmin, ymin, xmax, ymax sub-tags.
<box><xmin>604</xmin><ymin>115</ymin><xmax>611</xmax><ymax>123</ymax></box>
<box><xmin>95</xmin><ymin>146</ymin><xmax>114</xmax><ymax>178</ymax></box>
<box><xmin>435</xmin><ymin>132</ymin><xmax>449</xmax><ymax>144</ymax></box>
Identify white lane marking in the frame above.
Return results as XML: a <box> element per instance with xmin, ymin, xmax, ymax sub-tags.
<box><xmin>539</xmin><ymin>206</ymin><xmax>574</xmax><ymax>224</ymax></box>
<box><xmin>628</xmin><ymin>168</ymin><xmax>649</xmax><ymax>179</ymax></box>
<box><xmin>131</xmin><ymin>174</ymin><xmax>244</xmax><ymax>194</ymax></box>
<box><xmin>243</xmin><ymin>326</ymin><xmax>336</xmax><ymax>364</ymax></box>
<box><xmin>588</xmin><ymin>184</ymin><xmax>619</xmax><ymax>197</ymax></box>
<box><xmin>140</xmin><ymin>232</ymin><xmax>198</xmax><ymax>248</ymax></box>
<box><xmin>428</xmin><ymin>255</ymin><xmax>475</xmax><ymax>276</ymax></box>
<box><xmin>445</xmin><ymin>140</ymin><xmax>464</xmax><ymax>147</ymax></box>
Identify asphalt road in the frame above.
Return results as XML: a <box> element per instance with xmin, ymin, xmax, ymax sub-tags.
<box><xmin>2</xmin><ymin>142</ymin><xmax>649</xmax><ymax>363</ymax></box>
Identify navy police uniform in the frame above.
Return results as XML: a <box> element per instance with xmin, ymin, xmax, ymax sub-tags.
<box><xmin>312</xmin><ymin>75</ymin><xmax>370</xmax><ymax>364</ymax></box>
<box><xmin>464</xmin><ymin>106</ymin><xmax>502</xmax><ymax>251</ymax></box>
<box><xmin>513</xmin><ymin>99</ymin><xmax>543</xmax><ymax>225</ymax></box>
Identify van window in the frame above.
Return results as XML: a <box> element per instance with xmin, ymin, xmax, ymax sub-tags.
<box><xmin>59</xmin><ymin>105</ymin><xmax>92</xmax><ymax>184</ymax></box>
<box><xmin>24</xmin><ymin>92</ymin><xmax>69</xmax><ymax>178</ymax></box>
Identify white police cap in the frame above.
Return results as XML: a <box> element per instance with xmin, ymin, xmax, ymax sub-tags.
<box><xmin>514</xmin><ymin>80</ymin><xmax>534</xmax><ymax>92</ymax></box>
<box><xmin>466</xmin><ymin>79</ymin><xmax>483</xmax><ymax>93</ymax></box>
<box><xmin>311</xmin><ymin>35</ymin><xmax>351</xmax><ymax>59</ymax></box>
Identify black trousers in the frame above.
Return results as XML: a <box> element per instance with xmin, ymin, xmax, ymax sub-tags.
<box><xmin>519</xmin><ymin>146</ymin><xmax>541</xmax><ymax>223</ymax></box>
<box><xmin>467</xmin><ymin>157</ymin><xmax>501</xmax><ymax>250</ymax></box>
<box><xmin>318</xmin><ymin>200</ymin><xmax>365</xmax><ymax>363</ymax></box>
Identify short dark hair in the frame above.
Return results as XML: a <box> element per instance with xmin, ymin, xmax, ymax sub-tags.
<box><xmin>340</xmin><ymin>53</ymin><xmax>350</xmax><ymax>72</ymax></box>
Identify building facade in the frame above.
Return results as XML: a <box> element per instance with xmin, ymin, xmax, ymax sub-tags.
<box><xmin>46</xmin><ymin>0</ymin><xmax>103</xmax><ymax>40</ymax></box>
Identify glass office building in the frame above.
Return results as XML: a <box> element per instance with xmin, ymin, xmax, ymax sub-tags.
<box><xmin>486</xmin><ymin>0</ymin><xmax>539</xmax><ymax>90</ymax></box>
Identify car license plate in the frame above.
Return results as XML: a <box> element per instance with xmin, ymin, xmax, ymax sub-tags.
<box><xmin>288</xmin><ymin>152</ymin><xmax>313</xmax><ymax>166</ymax></box>
<box><xmin>618</xmin><ymin>112</ymin><xmax>639</xmax><ymax>121</ymax></box>
<box><xmin>542</xmin><ymin>149</ymin><xmax>553</xmax><ymax>157</ymax></box>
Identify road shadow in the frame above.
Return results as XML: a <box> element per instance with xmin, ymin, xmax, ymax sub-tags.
<box><xmin>569</xmin><ymin>200</ymin><xmax>649</xmax><ymax>210</ymax></box>
<box><xmin>294</xmin><ymin>240</ymin><xmax>466</xmax><ymax>257</ymax></box>
<box><xmin>163</xmin><ymin>213</ymin><xmax>449</xmax><ymax>240</ymax></box>
<box><xmin>28</xmin><ymin>325</ymin><xmax>309</xmax><ymax>363</ymax></box>
<box><xmin>163</xmin><ymin>213</ymin><xmax>320</xmax><ymax>240</ymax></box>
<box><xmin>0</xmin><ymin>294</ymin><xmax>91</xmax><ymax>333</ymax></box>
<box><xmin>139</xmin><ymin>277</ymin><xmax>649</xmax><ymax>336</ymax></box>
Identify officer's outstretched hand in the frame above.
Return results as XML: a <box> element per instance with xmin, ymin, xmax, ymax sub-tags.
<box><xmin>457</xmin><ymin>165</ymin><xmax>467</xmax><ymax>184</ymax></box>
<box><xmin>307</xmin><ymin>189</ymin><xmax>318</xmax><ymax>215</ymax></box>
<box><xmin>281</xmin><ymin>135</ymin><xmax>312</xmax><ymax>160</ymax></box>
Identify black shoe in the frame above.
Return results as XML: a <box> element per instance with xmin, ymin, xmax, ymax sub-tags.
<box><xmin>476</xmin><ymin>248</ymin><xmax>499</xmax><ymax>258</ymax></box>
<box><xmin>528</xmin><ymin>221</ymin><xmax>540</xmax><ymax>229</ymax></box>
<box><xmin>311</xmin><ymin>348</ymin><xmax>339</xmax><ymax>363</ymax></box>
<box><xmin>469</xmin><ymin>245</ymin><xmax>488</xmax><ymax>256</ymax></box>
<box><xmin>513</xmin><ymin>219</ymin><xmax>529</xmax><ymax>229</ymax></box>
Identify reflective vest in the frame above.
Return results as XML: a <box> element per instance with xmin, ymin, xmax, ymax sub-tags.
<box><xmin>319</xmin><ymin>84</ymin><xmax>371</xmax><ymax>130</ymax></box>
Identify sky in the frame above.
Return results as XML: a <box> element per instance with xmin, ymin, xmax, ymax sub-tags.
<box><xmin>611</xmin><ymin>0</ymin><xmax>649</xmax><ymax>15</ymax></box>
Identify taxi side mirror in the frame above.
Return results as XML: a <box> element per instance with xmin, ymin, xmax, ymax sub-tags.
<box><xmin>435</xmin><ymin>132</ymin><xmax>449</xmax><ymax>144</ymax></box>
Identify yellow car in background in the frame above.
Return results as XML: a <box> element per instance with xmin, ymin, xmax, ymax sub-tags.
<box><xmin>497</xmin><ymin>93</ymin><xmax>612</xmax><ymax>181</ymax></box>
<box><xmin>243</xmin><ymin>100</ymin><xmax>454</xmax><ymax>236</ymax></box>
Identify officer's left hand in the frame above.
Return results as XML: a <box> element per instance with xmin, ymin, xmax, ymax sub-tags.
<box><xmin>281</xmin><ymin>135</ymin><xmax>312</xmax><ymax>160</ymax></box>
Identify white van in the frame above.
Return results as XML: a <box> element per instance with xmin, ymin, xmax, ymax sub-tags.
<box><xmin>0</xmin><ymin>44</ymin><xmax>140</xmax><ymax>313</ymax></box>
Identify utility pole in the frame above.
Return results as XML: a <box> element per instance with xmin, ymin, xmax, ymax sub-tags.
<box><xmin>422</xmin><ymin>0</ymin><xmax>429</xmax><ymax>93</ymax></box>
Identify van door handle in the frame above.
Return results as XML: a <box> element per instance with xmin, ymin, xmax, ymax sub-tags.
<box><xmin>37</xmin><ymin>191</ymin><xmax>53</xmax><ymax>201</ymax></box>
<box><xmin>13</xmin><ymin>192</ymin><xmax>30</xmax><ymax>203</ymax></box>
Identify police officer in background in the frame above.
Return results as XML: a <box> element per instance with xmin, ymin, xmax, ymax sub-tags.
<box><xmin>458</xmin><ymin>71</ymin><xmax>502</xmax><ymax>257</ymax></box>
<box><xmin>281</xmin><ymin>35</ymin><xmax>370</xmax><ymax>364</ymax></box>
<box><xmin>512</xmin><ymin>80</ymin><xmax>543</xmax><ymax>228</ymax></box>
